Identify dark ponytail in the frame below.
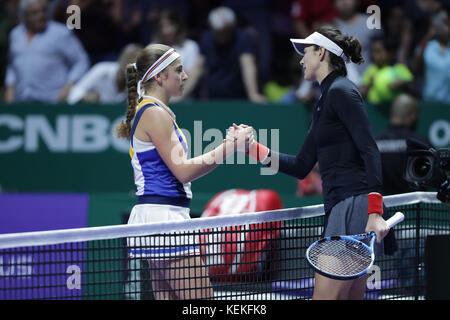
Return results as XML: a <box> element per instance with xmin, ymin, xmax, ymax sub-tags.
<box><xmin>315</xmin><ymin>24</ymin><xmax>365</xmax><ymax>76</ymax></box>
<box><xmin>344</xmin><ymin>35</ymin><xmax>365</xmax><ymax>65</ymax></box>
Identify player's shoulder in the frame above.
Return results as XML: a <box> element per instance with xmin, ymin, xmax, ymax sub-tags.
<box><xmin>139</xmin><ymin>102</ymin><xmax>172</xmax><ymax>124</ymax></box>
<box><xmin>327</xmin><ymin>75</ymin><xmax>364</xmax><ymax>108</ymax></box>
<box><xmin>330</xmin><ymin>74</ymin><xmax>356</xmax><ymax>89</ymax></box>
<box><xmin>138</xmin><ymin>105</ymin><xmax>174</xmax><ymax>138</ymax></box>
<box><xmin>329</xmin><ymin>75</ymin><xmax>360</xmax><ymax>96</ymax></box>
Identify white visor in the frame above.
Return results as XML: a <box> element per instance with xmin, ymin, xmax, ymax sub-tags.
<box><xmin>290</xmin><ymin>32</ymin><xmax>349</xmax><ymax>62</ymax></box>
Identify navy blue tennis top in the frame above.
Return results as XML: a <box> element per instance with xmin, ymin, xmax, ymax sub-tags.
<box><xmin>269</xmin><ymin>71</ymin><xmax>382</xmax><ymax>214</ymax></box>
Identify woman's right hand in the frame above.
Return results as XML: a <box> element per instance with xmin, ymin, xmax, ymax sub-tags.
<box><xmin>227</xmin><ymin>123</ymin><xmax>255</xmax><ymax>152</ymax></box>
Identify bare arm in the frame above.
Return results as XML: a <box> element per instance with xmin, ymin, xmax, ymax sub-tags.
<box><xmin>5</xmin><ymin>85</ymin><xmax>14</xmax><ymax>103</ymax></box>
<box><xmin>239</xmin><ymin>53</ymin><xmax>267</xmax><ymax>103</ymax></box>
<box><xmin>58</xmin><ymin>82</ymin><xmax>75</xmax><ymax>102</ymax></box>
<box><xmin>80</xmin><ymin>91</ymin><xmax>100</xmax><ymax>103</ymax></box>
<box><xmin>137</xmin><ymin>107</ymin><xmax>237</xmax><ymax>184</ymax></box>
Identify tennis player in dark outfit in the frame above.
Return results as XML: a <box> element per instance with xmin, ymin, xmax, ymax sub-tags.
<box><xmin>229</xmin><ymin>25</ymin><xmax>397</xmax><ymax>300</ymax></box>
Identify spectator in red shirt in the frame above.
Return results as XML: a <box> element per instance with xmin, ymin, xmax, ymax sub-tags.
<box><xmin>291</xmin><ymin>0</ymin><xmax>338</xmax><ymax>38</ymax></box>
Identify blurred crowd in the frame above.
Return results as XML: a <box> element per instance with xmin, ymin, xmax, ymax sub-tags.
<box><xmin>1</xmin><ymin>0</ymin><xmax>449</xmax><ymax>106</ymax></box>
<box><xmin>1</xmin><ymin>0</ymin><xmax>448</xmax><ymax>199</ymax></box>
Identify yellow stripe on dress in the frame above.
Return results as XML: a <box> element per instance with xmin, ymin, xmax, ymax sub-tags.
<box><xmin>129</xmin><ymin>146</ymin><xmax>134</xmax><ymax>159</ymax></box>
<box><xmin>173</xmin><ymin>120</ymin><xmax>188</xmax><ymax>145</ymax></box>
<box><xmin>137</xmin><ymin>99</ymin><xmax>157</xmax><ymax>111</ymax></box>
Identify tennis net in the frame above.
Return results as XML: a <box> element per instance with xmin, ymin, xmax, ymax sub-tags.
<box><xmin>0</xmin><ymin>192</ymin><xmax>449</xmax><ymax>300</ymax></box>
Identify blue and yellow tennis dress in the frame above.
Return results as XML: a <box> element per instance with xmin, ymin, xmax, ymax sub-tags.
<box><xmin>130</xmin><ymin>97</ymin><xmax>192</xmax><ymax>205</ymax></box>
<box><xmin>127</xmin><ymin>97</ymin><xmax>198</xmax><ymax>259</ymax></box>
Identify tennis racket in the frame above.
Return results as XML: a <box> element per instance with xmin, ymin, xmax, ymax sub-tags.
<box><xmin>306</xmin><ymin>211</ymin><xmax>405</xmax><ymax>280</ymax></box>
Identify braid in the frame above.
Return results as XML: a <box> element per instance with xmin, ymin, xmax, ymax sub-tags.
<box><xmin>115</xmin><ymin>64</ymin><xmax>138</xmax><ymax>139</ymax></box>
<box><xmin>125</xmin><ymin>64</ymin><xmax>139</xmax><ymax>124</ymax></box>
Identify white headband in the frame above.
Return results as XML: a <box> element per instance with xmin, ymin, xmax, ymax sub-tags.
<box><xmin>290</xmin><ymin>32</ymin><xmax>349</xmax><ymax>63</ymax></box>
<box><xmin>135</xmin><ymin>48</ymin><xmax>181</xmax><ymax>98</ymax></box>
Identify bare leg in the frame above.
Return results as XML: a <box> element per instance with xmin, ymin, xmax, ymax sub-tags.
<box><xmin>148</xmin><ymin>256</ymin><xmax>213</xmax><ymax>300</ymax></box>
<box><xmin>168</xmin><ymin>255</ymin><xmax>214</xmax><ymax>300</ymax></box>
<box><xmin>313</xmin><ymin>272</ymin><xmax>368</xmax><ymax>300</ymax></box>
<box><xmin>149</xmin><ymin>260</ymin><xmax>178</xmax><ymax>300</ymax></box>
<box><xmin>312</xmin><ymin>272</ymin><xmax>353</xmax><ymax>300</ymax></box>
<box><xmin>347</xmin><ymin>274</ymin><xmax>368</xmax><ymax>300</ymax></box>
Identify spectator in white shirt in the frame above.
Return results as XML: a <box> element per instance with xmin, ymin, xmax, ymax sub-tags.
<box><xmin>68</xmin><ymin>43</ymin><xmax>142</xmax><ymax>104</ymax></box>
<box><xmin>5</xmin><ymin>0</ymin><xmax>89</xmax><ymax>103</ymax></box>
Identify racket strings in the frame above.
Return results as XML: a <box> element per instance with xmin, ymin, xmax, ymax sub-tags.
<box><xmin>308</xmin><ymin>239</ymin><xmax>372</xmax><ymax>276</ymax></box>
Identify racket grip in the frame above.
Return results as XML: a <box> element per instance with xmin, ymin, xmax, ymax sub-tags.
<box><xmin>385</xmin><ymin>212</ymin><xmax>405</xmax><ymax>228</ymax></box>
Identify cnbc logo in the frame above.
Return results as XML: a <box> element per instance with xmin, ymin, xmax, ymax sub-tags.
<box><xmin>0</xmin><ymin>114</ymin><xmax>129</xmax><ymax>153</ymax></box>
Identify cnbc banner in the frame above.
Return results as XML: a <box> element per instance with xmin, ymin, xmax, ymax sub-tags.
<box><xmin>0</xmin><ymin>102</ymin><xmax>448</xmax><ymax>194</ymax></box>
<box><xmin>0</xmin><ymin>103</ymin><xmax>134</xmax><ymax>193</ymax></box>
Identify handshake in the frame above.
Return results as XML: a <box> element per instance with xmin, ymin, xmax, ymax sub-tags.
<box><xmin>224</xmin><ymin>123</ymin><xmax>271</xmax><ymax>165</ymax></box>
<box><xmin>225</xmin><ymin>123</ymin><xmax>255</xmax><ymax>153</ymax></box>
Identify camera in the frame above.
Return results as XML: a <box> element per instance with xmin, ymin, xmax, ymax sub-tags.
<box><xmin>405</xmin><ymin>148</ymin><xmax>450</xmax><ymax>189</ymax></box>
<box><xmin>405</xmin><ymin>140</ymin><xmax>450</xmax><ymax>203</ymax></box>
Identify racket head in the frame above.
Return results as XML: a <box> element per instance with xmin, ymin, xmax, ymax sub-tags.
<box><xmin>306</xmin><ymin>234</ymin><xmax>375</xmax><ymax>280</ymax></box>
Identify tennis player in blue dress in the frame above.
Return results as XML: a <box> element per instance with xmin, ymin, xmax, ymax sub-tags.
<box><xmin>116</xmin><ymin>43</ymin><xmax>252</xmax><ymax>299</ymax></box>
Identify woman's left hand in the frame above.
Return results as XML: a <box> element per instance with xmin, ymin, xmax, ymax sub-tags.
<box><xmin>365</xmin><ymin>214</ymin><xmax>390</xmax><ymax>243</ymax></box>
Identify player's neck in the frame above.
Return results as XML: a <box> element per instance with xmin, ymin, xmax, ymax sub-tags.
<box><xmin>142</xmin><ymin>93</ymin><xmax>176</xmax><ymax>120</ymax></box>
<box><xmin>316</xmin><ymin>66</ymin><xmax>333</xmax><ymax>85</ymax></box>
<box><xmin>144</xmin><ymin>88</ymin><xmax>170</xmax><ymax>106</ymax></box>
